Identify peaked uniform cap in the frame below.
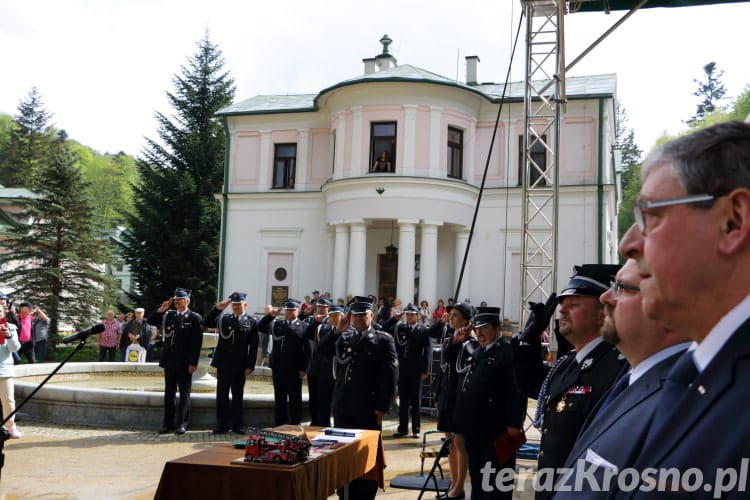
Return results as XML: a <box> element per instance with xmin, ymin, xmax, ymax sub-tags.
<box><xmin>229</xmin><ymin>292</ymin><xmax>247</xmax><ymax>303</ymax></box>
<box><xmin>558</xmin><ymin>264</ymin><xmax>622</xmax><ymax>300</ymax></box>
<box><xmin>173</xmin><ymin>288</ymin><xmax>191</xmax><ymax>299</ymax></box>
<box><xmin>474</xmin><ymin>306</ymin><xmax>501</xmax><ymax>328</ymax></box>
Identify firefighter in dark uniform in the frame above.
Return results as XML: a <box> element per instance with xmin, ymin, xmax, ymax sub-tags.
<box><xmin>259</xmin><ymin>298</ymin><xmax>310</xmax><ymax>426</ymax></box>
<box><xmin>148</xmin><ymin>288</ymin><xmax>204</xmax><ymax>435</ymax></box>
<box><xmin>382</xmin><ymin>302</ymin><xmax>432</xmax><ymax>438</ymax></box>
<box><xmin>454</xmin><ymin>306</ymin><xmax>525</xmax><ymax>499</ymax></box>
<box><xmin>303</xmin><ymin>297</ymin><xmax>338</xmax><ymax>427</ymax></box>
<box><xmin>332</xmin><ymin>296</ymin><xmax>398</xmax><ymax>500</ymax></box>
<box><xmin>513</xmin><ymin>265</ymin><xmax>627</xmax><ymax>498</ymax></box>
<box><xmin>203</xmin><ymin>291</ymin><xmax>265</xmax><ymax>434</ymax></box>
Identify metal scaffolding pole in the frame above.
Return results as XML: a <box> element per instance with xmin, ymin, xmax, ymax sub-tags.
<box><xmin>520</xmin><ymin>0</ymin><xmax>564</xmax><ymax>326</ymax></box>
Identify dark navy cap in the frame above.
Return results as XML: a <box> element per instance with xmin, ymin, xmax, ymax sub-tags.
<box><xmin>173</xmin><ymin>288</ymin><xmax>191</xmax><ymax>299</ymax></box>
<box><xmin>403</xmin><ymin>303</ymin><xmax>419</xmax><ymax>314</ymax></box>
<box><xmin>328</xmin><ymin>305</ymin><xmax>347</xmax><ymax>315</ymax></box>
<box><xmin>474</xmin><ymin>306</ymin><xmax>501</xmax><ymax>328</ymax></box>
<box><xmin>349</xmin><ymin>296</ymin><xmax>375</xmax><ymax>315</ymax></box>
<box><xmin>558</xmin><ymin>264</ymin><xmax>622</xmax><ymax>300</ymax></box>
<box><xmin>229</xmin><ymin>292</ymin><xmax>247</xmax><ymax>303</ymax></box>
<box><xmin>312</xmin><ymin>290</ymin><xmax>320</xmax><ymax>295</ymax></box>
<box><xmin>283</xmin><ymin>299</ymin><xmax>301</xmax><ymax>310</ymax></box>
<box><xmin>315</xmin><ymin>297</ymin><xmax>332</xmax><ymax>307</ymax></box>
<box><xmin>446</xmin><ymin>302</ymin><xmax>474</xmax><ymax>321</ymax></box>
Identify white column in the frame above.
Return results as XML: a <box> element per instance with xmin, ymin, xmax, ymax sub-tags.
<box><xmin>334</xmin><ymin>113</ymin><xmax>346</xmax><ymax>179</ymax></box>
<box><xmin>453</xmin><ymin>227</ymin><xmax>471</xmax><ymax>301</ymax></box>
<box><xmin>418</xmin><ymin>221</ymin><xmax>441</xmax><ymax>306</ymax></box>
<box><xmin>332</xmin><ymin>223</ymin><xmax>349</xmax><ymax>299</ymax></box>
<box><xmin>396</xmin><ymin>219</ymin><xmax>418</xmax><ymax>305</ymax></box>
<box><xmin>429</xmin><ymin>106</ymin><xmax>442</xmax><ymax>178</ymax></box>
<box><xmin>403</xmin><ymin>104</ymin><xmax>418</xmax><ymax>176</ymax></box>
<box><xmin>326</xmin><ymin>226</ymin><xmax>335</xmax><ymax>295</ymax></box>
<box><xmin>259</xmin><ymin>130</ymin><xmax>271</xmax><ymax>190</ymax></box>
<box><xmin>347</xmin><ymin>221</ymin><xmax>367</xmax><ymax>296</ymax></box>
<box><xmin>296</xmin><ymin>128</ymin><xmax>309</xmax><ymax>190</ymax></box>
<box><xmin>350</xmin><ymin>106</ymin><xmax>363</xmax><ymax>176</ymax></box>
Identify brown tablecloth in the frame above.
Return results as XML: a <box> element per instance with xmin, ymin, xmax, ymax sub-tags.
<box><xmin>154</xmin><ymin>429</ymin><xmax>385</xmax><ymax>500</ymax></box>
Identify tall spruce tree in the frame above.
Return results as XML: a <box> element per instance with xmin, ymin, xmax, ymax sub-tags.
<box><xmin>0</xmin><ymin>87</ymin><xmax>56</xmax><ymax>187</ymax></box>
<box><xmin>0</xmin><ymin>136</ymin><xmax>113</xmax><ymax>342</ymax></box>
<box><xmin>123</xmin><ymin>34</ymin><xmax>235</xmax><ymax>314</ymax></box>
<box><xmin>691</xmin><ymin>62</ymin><xmax>727</xmax><ymax>123</ymax></box>
<box><xmin>614</xmin><ymin>104</ymin><xmax>642</xmax><ymax>243</ymax></box>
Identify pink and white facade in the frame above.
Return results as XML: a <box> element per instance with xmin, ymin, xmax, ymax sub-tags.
<box><xmin>216</xmin><ymin>41</ymin><xmax>619</xmax><ymax>322</ymax></box>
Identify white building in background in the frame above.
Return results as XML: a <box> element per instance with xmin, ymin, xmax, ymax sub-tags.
<box><xmin>216</xmin><ymin>37</ymin><xmax>619</xmax><ymax>322</ymax></box>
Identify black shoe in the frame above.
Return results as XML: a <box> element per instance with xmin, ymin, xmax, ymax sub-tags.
<box><xmin>393</xmin><ymin>431</ymin><xmax>407</xmax><ymax>438</ymax></box>
<box><xmin>158</xmin><ymin>426</ymin><xmax>175</xmax><ymax>434</ymax></box>
<box><xmin>175</xmin><ymin>426</ymin><xmax>187</xmax><ymax>435</ymax></box>
<box><xmin>212</xmin><ymin>427</ymin><xmax>229</xmax><ymax>435</ymax></box>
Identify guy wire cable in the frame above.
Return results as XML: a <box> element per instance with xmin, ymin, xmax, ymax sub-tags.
<box><xmin>452</xmin><ymin>10</ymin><xmax>525</xmax><ymax>303</ymax></box>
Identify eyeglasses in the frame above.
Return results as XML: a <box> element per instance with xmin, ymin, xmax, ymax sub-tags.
<box><xmin>633</xmin><ymin>191</ymin><xmax>728</xmax><ymax>234</ymax></box>
<box><xmin>610</xmin><ymin>280</ymin><xmax>640</xmax><ymax>299</ymax></box>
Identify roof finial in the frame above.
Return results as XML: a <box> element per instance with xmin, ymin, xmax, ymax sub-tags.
<box><xmin>379</xmin><ymin>34</ymin><xmax>392</xmax><ymax>55</ymax></box>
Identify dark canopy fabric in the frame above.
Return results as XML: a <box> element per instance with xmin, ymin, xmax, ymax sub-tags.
<box><xmin>570</xmin><ymin>0</ymin><xmax>749</xmax><ymax>12</ymax></box>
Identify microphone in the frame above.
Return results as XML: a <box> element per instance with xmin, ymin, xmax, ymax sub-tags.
<box><xmin>62</xmin><ymin>323</ymin><xmax>106</xmax><ymax>344</ymax></box>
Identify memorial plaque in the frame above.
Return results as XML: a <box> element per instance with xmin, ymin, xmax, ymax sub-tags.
<box><xmin>271</xmin><ymin>286</ymin><xmax>289</xmax><ymax>307</ymax></box>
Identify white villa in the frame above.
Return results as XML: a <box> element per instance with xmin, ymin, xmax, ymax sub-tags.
<box><xmin>216</xmin><ymin>37</ymin><xmax>619</xmax><ymax>322</ymax></box>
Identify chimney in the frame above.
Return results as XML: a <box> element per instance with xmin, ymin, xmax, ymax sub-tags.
<box><xmin>363</xmin><ymin>58</ymin><xmax>376</xmax><ymax>75</ymax></box>
<box><xmin>375</xmin><ymin>34</ymin><xmax>397</xmax><ymax>71</ymax></box>
<box><xmin>466</xmin><ymin>55</ymin><xmax>480</xmax><ymax>85</ymax></box>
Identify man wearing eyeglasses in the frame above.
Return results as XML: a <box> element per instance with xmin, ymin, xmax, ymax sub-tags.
<box><xmin>619</xmin><ymin>121</ymin><xmax>750</xmax><ymax>498</ymax></box>
<box><xmin>518</xmin><ymin>264</ymin><xmax>626</xmax><ymax>498</ymax></box>
<box><xmin>552</xmin><ymin>259</ymin><xmax>691</xmax><ymax>498</ymax></box>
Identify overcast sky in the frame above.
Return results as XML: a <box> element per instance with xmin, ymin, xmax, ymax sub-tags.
<box><xmin>1</xmin><ymin>0</ymin><xmax>748</xmax><ymax>158</ymax></box>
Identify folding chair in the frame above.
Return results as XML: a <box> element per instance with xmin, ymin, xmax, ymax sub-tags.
<box><xmin>389</xmin><ymin>430</ymin><xmax>453</xmax><ymax>499</ymax></box>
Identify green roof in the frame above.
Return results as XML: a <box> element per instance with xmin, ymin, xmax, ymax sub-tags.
<box><xmin>217</xmin><ymin>65</ymin><xmax>616</xmax><ymax>117</ymax></box>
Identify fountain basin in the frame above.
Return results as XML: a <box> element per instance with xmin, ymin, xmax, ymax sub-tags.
<box><xmin>14</xmin><ymin>363</ymin><xmax>308</xmax><ymax>430</ymax></box>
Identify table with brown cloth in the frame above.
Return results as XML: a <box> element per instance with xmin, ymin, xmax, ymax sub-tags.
<box><xmin>154</xmin><ymin>429</ymin><xmax>385</xmax><ymax>500</ymax></box>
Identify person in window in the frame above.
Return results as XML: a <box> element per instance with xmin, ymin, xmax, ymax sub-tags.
<box><xmin>372</xmin><ymin>150</ymin><xmax>392</xmax><ymax>172</ymax></box>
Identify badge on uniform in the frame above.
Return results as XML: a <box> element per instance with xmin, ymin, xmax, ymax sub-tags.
<box><xmin>580</xmin><ymin>358</ymin><xmax>593</xmax><ymax>370</ymax></box>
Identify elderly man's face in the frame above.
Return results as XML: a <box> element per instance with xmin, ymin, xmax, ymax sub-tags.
<box><xmin>105</xmin><ymin>311</ymin><xmax>115</xmax><ymax>321</ymax></box>
<box><xmin>619</xmin><ymin>163</ymin><xmax>721</xmax><ymax>330</ymax></box>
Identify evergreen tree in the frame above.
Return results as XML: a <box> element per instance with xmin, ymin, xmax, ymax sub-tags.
<box><xmin>0</xmin><ymin>87</ymin><xmax>56</xmax><ymax>187</ymax></box>
<box><xmin>614</xmin><ymin>104</ymin><xmax>642</xmax><ymax>244</ymax></box>
<box><xmin>0</xmin><ymin>136</ymin><xmax>113</xmax><ymax>342</ymax></box>
<box><xmin>691</xmin><ymin>62</ymin><xmax>727</xmax><ymax>123</ymax></box>
<box><xmin>123</xmin><ymin>34</ymin><xmax>235</xmax><ymax>314</ymax></box>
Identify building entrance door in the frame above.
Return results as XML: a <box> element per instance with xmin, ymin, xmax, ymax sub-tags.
<box><xmin>378</xmin><ymin>253</ymin><xmax>397</xmax><ymax>302</ymax></box>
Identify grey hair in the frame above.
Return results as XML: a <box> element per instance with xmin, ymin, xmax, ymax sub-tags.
<box><xmin>641</xmin><ymin>121</ymin><xmax>750</xmax><ymax>196</ymax></box>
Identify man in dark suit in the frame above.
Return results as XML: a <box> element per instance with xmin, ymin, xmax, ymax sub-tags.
<box><xmin>552</xmin><ymin>260</ymin><xmax>691</xmax><ymax>498</ymax></box>
<box><xmin>304</xmin><ymin>297</ymin><xmax>339</xmax><ymax>427</ymax></box>
<box><xmin>619</xmin><ymin>121</ymin><xmax>750</xmax><ymax>498</ymax></box>
<box><xmin>148</xmin><ymin>288</ymin><xmax>203</xmax><ymax>435</ymax></box>
<box><xmin>331</xmin><ymin>296</ymin><xmax>398</xmax><ymax>500</ymax></box>
<box><xmin>515</xmin><ymin>264</ymin><xmax>627</xmax><ymax>499</ymax></box>
<box><xmin>454</xmin><ymin>306</ymin><xmax>525</xmax><ymax>499</ymax></box>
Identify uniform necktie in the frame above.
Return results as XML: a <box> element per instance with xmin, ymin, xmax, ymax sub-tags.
<box><xmin>594</xmin><ymin>372</ymin><xmax>630</xmax><ymax>417</ymax></box>
<box><xmin>650</xmin><ymin>352</ymin><xmax>699</xmax><ymax>431</ymax></box>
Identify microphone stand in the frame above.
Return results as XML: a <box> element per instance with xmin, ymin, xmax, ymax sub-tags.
<box><xmin>0</xmin><ymin>337</ymin><xmax>90</xmax><ymax>479</ymax></box>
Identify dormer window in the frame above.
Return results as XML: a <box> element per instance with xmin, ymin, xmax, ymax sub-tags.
<box><xmin>273</xmin><ymin>143</ymin><xmax>297</xmax><ymax>189</ymax></box>
<box><xmin>370</xmin><ymin>122</ymin><xmax>396</xmax><ymax>173</ymax></box>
